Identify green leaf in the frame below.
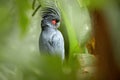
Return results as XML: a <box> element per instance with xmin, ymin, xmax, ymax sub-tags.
<box><xmin>16</xmin><ymin>0</ymin><xmax>30</xmax><ymax>35</ymax></box>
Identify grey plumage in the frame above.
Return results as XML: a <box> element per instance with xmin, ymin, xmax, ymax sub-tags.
<box><xmin>39</xmin><ymin>7</ymin><xmax>64</xmax><ymax>60</ymax></box>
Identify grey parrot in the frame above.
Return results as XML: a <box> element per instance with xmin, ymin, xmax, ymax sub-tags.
<box><xmin>39</xmin><ymin>7</ymin><xmax>65</xmax><ymax>60</ymax></box>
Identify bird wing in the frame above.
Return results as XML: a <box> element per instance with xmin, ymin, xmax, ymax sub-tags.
<box><xmin>48</xmin><ymin>31</ymin><xmax>64</xmax><ymax>55</ymax></box>
<box><xmin>39</xmin><ymin>30</ymin><xmax>64</xmax><ymax>59</ymax></box>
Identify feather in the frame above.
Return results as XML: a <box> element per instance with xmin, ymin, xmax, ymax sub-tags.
<box><xmin>40</xmin><ymin>0</ymin><xmax>61</xmax><ymax>19</ymax></box>
<box><xmin>41</xmin><ymin>7</ymin><xmax>60</xmax><ymax>19</ymax></box>
<box><xmin>32</xmin><ymin>0</ymin><xmax>60</xmax><ymax>18</ymax></box>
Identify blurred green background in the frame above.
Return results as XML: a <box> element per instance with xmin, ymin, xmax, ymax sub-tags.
<box><xmin>2</xmin><ymin>0</ymin><xmax>120</xmax><ymax>80</ymax></box>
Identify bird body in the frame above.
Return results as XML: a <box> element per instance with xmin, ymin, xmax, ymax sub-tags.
<box><xmin>39</xmin><ymin>27</ymin><xmax>64</xmax><ymax>60</ymax></box>
<box><xmin>39</xmin><ymin>7</ymin><xmax>65</xmax><ymax>60</ymax></box>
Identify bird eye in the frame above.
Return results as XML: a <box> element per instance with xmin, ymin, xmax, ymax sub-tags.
<box><xmin>51</xmin><ymin>19</ymin><xmax>57</xmax><ymax>25</ymax></box>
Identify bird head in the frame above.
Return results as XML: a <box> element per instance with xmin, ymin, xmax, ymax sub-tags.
<box><xmin>41</xmin><ymin>7</ymin><xmax>61</xmax><ymax>29</ymax></box>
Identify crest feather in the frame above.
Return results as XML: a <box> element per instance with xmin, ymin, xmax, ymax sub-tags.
<box><xmin>41</xmin><ymin>6</ymin><xmax>60</xmax><ymax>20</ymax></box>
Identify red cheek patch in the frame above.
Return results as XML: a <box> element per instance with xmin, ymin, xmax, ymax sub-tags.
<box><xmin>52</xmin><ymin>20</ymin><xmax>56</xmax><ymax>25</ymax></box>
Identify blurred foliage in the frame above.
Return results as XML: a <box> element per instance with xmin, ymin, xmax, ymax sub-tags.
<box><xmin>57</xmin><ymin>0</ymin><xmax>92</xmax><ymax>59</ymax></box>
<box><xmin>78</xmin><ymin>0</ymin><xmax>108</xmax><ymax>9</ymax></box>
<box><xmin>0</xmin><ymin>0</ymin><xmax>97</xmax><ymax>80</ymax></box>
<box><xmin>15</xmin><ymin>0</ymin><xmax>30</xmax><ymax>34</ymax></box>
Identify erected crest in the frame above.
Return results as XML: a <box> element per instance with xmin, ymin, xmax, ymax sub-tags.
<box><xmin>41</xmin><ymin>7</ymin><xmax>60</xmax><ymax>19</ymax></box>
<box><xmin>32</xmin><ymin>0</ymin><xmax>60</xmax><ymax>19</ymax></box>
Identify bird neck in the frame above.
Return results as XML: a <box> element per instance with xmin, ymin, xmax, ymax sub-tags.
<box><xmin>42</xmin><ymin>26</ymin><xmax>57</xmax><ymax>31</ymax></box>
